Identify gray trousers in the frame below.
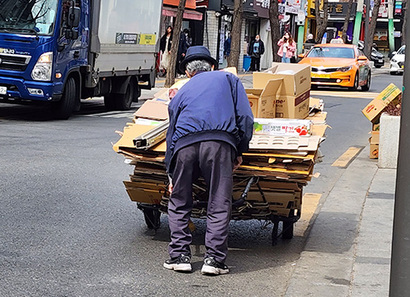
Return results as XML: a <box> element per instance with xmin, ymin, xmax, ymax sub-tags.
<box><xmin>168</xmin><ymin>141</ymin><xmax>234</xmax><ymax>263</ymax></box>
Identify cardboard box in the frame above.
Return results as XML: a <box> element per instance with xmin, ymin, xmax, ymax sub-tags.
<box><xmin>256</xmin><ymin>63</ymin><xmax>311</xmax><ymax>96</ymax></box>
<box><xmin>246</xmin><ymin>78</ymin><xmax>282</xmax><ymax>118</ymax></box>
<box><xmin>370</xmin><ymin>143</ymin><xmax>379</xmax><ymax>159</ymax></box>
<box><xmin>370</xmin><ymin>131</ymin><xmax>380</xmax><ymax>144</ymax></box>
<box><xmin>253</xmin><ymin>118</ymin><xmax>312</xmax><ymax>136</ymax></box>
<box><xmin>276</xmin><ymin>90</ymin><xmax>310</xmax><ymax>119</ymax></box>
<box><xmin>362</xmin><ymin>83</ymin><xmax>402</xmax><ymax>123</ymax></box>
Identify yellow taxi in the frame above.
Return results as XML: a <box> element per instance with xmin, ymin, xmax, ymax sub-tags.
<box><xmin>298</xmin><ymin>43</ymin><xmax>371</xmax><ymax>91</ymax></box>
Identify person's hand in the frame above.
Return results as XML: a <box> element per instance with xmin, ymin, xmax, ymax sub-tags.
<box><xmin>168</xmin><ymin>182</ymin><xmax>173</xmax><ymax>194</ymax></box>
<box><xmin>182</xmin><ymin>53</ymin><xmax>186</xmax><ymax>57</ymax></box>
<box><xmin>233</xmin><ymin>156</ymin><xmax>243</xmax><ymax>171</ymax></box>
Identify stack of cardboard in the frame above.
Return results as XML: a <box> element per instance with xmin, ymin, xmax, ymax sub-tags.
<box><xmin>362</xmin><ymin>83</ymin><xmax>402</xmax><ymax>159</ymax></box>
<box><xmin>114</xmin><ymin>65</ymin><xmax>327</xmax><ymax>220</ymax></box>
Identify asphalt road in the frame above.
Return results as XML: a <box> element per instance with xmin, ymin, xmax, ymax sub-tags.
<box><xmin>0</xmin><ymin>69</ymin><xmax>403</xmax><ymax>296</ymax></box>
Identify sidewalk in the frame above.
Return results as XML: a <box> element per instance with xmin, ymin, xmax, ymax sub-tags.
<box><xmin>285</xmin><ymin>146</ymin><xmax>396</xmax><ymax>296</ymax></box>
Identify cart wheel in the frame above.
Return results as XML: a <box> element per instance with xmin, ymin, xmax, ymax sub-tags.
<box><xmin>143</xmin><ymin>208</ymin><xmax>161</xmax><ymax>230</ymax></box>
<box><xmin>271</xmin><ymin>217</ymin><xmax>280</xmax><ymax>246</ymax></box>
<box><xmin>282</xmin><ymin>220</ymin><xmax>294</xmax><ymax>239</ymax></box>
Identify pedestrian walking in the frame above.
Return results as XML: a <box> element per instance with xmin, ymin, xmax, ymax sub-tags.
<box><xmin>163</xmin><ymin>46</ymin><xmax>254</xmax><ymax>275</ymax></box>
<box><xmin>277</xmin><ymin>32</ymin><xmax>296</xmax><ymax>63</ymax></box>
<box><xmin>176</xmin><ymin>31</ymin><xmax>189</xmax><ymax>76</ymax></box>
<box><xmin>248</xmin><ymin>35</ymin><xmax>265</xmax><ymax>71</ymax></box>
<box><xmin>305</xmin><ymin>33</ymin><xmax>316</xmax><ymax>44</ymax></box>
<box><xmin>159</xmin><ymin>26</ymin><xmax>173</xmax><ymax>77</ymax></box>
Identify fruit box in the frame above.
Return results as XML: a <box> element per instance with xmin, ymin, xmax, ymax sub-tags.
<box><xmin>253</xmin><ymin>118</ymin><xmax>312</xmax><ymax>136</ymax></box>
<box><xmin>362</xmin><ymin>83</ymin><xmax>402</xmax><ymax>123</ymax></box>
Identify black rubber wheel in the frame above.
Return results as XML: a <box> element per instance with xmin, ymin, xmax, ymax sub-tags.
<box><xmin>361</xmin><ymin>72</ymin><xmax>371</xmax><ymax>91</ymax></box>
<box><xmin>104</xmin><ymin>82</ymin><xmax>134</xmax><ymax>110</ymax></box>
<box><xmin>282</xmin><ymin>220</ymin><xmax>294</xmax><ymax>239</ymax></box>
<box><xmin>143</xmin><ymin>208</ymin><xmax>161</xmax><ymax>230</ymax></box>
<box><xmin>375</xmin><ymin>65</ymin><xmax>382</xmax><ymax>68</ymax></box>
<box><xmin>349</xmin><ymin>72</ymin><xmax>359</xmax><ymax>91</ymax></box>
<box><xmin>52</xmin><ymin>76</ymin><xmax>77</xmax><ymax>119</ymax></box>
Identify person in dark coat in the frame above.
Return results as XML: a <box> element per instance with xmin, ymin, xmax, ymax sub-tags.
<box><xmin>248</xmin><ymin>35</ymin><xmax>265</xmax><ymax>71</ymax></box>
<box><xmin>159</xmin><ymin>26</ymin><xmax>173</xmax><ymax>76</ymax></box>
<box><xmin>176</xmin><ymin>31</ymin><xmax>189</xmax><ymax>75</ymax></box>
<box><xmin>163</xmin><ymin>46</ymin><xmax>254</xmax><ymax>275</ymax></box>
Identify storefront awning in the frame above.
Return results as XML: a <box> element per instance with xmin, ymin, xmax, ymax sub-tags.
<box><xmin>162</xmin><ymin>6</ymin><xmax>203</xmax><ymax>21</ymax></box>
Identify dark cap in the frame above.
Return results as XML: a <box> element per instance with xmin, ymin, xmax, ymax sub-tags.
<box><xmin>179</xmin><ymin>46</ymin><xmax>218</xmax><ymax>73</ymax></box>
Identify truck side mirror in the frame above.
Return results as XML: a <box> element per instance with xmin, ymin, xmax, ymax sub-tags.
<box><xmin>67</xmin><ymin>7</ymin><xmax>80</xmax><ymax>28</ymax></box>
<box><xmin>64</xmin><ymin>28</ymin><xmax>79</xmax><ymax>40</ymax></box>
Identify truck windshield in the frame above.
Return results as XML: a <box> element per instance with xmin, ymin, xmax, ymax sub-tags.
<box><xmin>0</xmin><ymin>0</ymin><xmax>59</xmax><ymax>36</ymax></box>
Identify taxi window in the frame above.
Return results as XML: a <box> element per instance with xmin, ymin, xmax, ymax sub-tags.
<box><xmin>307</xmin><ymin>47</ymin><xmax>355</xmax><ymax>59</ymax></box>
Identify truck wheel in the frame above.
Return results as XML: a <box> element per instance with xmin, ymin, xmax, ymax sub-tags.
<box><xmin>52</xmin><ymin>77</ymin><xmax>77</xmax><ymax>120</ymax></box>
<box><xmin>104</xmin><ymin>82</ymin><xmax>134</xmax><ymax>110</ymax></box>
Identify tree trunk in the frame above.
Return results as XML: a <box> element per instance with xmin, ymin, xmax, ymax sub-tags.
<box><xmin>269</xmin><ymin>0</ymin><xmax>281</xmax><ymax>62</ymax></box>
<box><xmin>165</xmin><ymin>0</ymin><xmax>186</xmax><ymax>88</ymax></box>
<box><xmin>342</xmin><ymin>0</ymin><xmax>354</xmax><ymax>43</ymax></box>
<box><xmin>365</xmin><ymin>0</ymin><xmax>381</xmax><ymax>58</ymax></box>
<box><xmin>402</xmin><ymin>0</ymin><xmax>407</xmax><ymax>46</ymax></box>
<box><xmin>228</xmin><ymin>0</ymin><xmax>243</xmax><ymax>69</ymax></box>
<box><xmin>315</xmin><ymin>0</ymin><xmax>329</xmax><ymax>43</ymax></box>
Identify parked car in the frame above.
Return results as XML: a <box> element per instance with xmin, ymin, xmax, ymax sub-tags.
<box><xmin>390</xmin><ymin>45</ymin><xmax>405</xmax><ymax>75</ymax></box>
<box><xmin>298</xmin><ymin>44</ymin><xmax>371</xmax><ymax>91</ymax></box>
<box><xmin>357</xmin><ymin>41</ymin><xmax>385</xmax><ymax>68</ymax></box>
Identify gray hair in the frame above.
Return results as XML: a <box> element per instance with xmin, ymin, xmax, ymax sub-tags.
<box><xmin>185</xmin><ymin>60</ymin><xmax>212</xmax><ymax>75</ymax></box>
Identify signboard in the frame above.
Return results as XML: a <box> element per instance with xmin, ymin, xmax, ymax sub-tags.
<box><xmin>139</xmin><ymin>34</ymin><xmax>157</xmax><ymax>45</ymax></box>
<box><xmin>163</xmin><ymin>0</ymin><xmax>196</xmax><ymax>9</ymax></box>
<box><xmin>116</xmin><ymin>33</ymin><xmax>139</xmax><ymax>44</ymax></box>
<box><xmin>309</xmin><ymin>1</ymin><xmax>357</xmax><ymax>18</ymax></box>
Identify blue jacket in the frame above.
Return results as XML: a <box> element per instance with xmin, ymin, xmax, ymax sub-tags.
<box><xmin>165</xmin><ymin>71</ymin><xmax>254</xmax><ymax>174</ymax></box>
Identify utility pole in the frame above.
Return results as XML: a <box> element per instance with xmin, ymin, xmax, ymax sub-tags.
<box><xmin>388</xmin><ymin>0</ymin><xmax>395</xmax><ymax>53</ymax></box>
<box><xmin>353</xmin><ymin>0</ymin><xmax>364</xmax><ymax>44</ymax></box>
<box><xmin>296</xmin><ymin>0</ymin><xmax>307</xmax><ymax>55</ymax></box>
<box><xmin>389</xmin><ymin>3</ymin><xmax>410</xmax><ymax>296</ymax></box>
<box><xmin>363</xmin><ymin>0</ymin><xmax>370</xmax><ymax>56</ymax></box>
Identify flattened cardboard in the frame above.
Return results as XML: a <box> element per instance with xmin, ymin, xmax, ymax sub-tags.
<box><xmin>123</xmin><ymin>181</ymin><xmax>164</xmax><ymax>204</ymax></box>
<box><xmin>245</xmin><ymin>78</ymin><xmax>282</xmax><ymax>118</ymax></box>
<box><xmin>257</xmin><ymin>63</ymin><xmax>311</xmax><ymax>96</ymax></box>
<box><xmin>362</xmin><ymin>83</ymin><xmax>402</xmax><ymax>123</ymax></box>
<box><xmin>113</xmin><ymin>124</ymin><xmax>161</xmax><ymax>152</ymax></box>
<box><xmin>134</xmin><ymin>100</ymin><xmax>169</xmax><ymax>120</ymax></box>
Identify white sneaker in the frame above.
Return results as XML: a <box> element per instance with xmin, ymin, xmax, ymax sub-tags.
<box><xmin>201</xmin><ymin>257</ymin><xmax>229</xmax><ymax>275</ymax></box>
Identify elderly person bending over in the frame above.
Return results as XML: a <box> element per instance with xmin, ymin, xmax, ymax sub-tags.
<box><xmin>163</xmin><ymin>46</ymin><xmax>254</xmax><ymax>275</ymax></box>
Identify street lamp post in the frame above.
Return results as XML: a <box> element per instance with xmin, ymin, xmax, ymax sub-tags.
<box><xmin>389</xmin><ymin>3</ymin><xmax>410</xmax><ymax>296</ymax></box>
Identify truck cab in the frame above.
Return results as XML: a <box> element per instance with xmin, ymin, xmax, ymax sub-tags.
<box><xmin>0</xmin><ymin>0</ymin><xmax>160</xmax><ymax>119</ymax></box>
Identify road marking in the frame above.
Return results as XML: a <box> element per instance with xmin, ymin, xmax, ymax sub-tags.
<box><xmin>295</xmin><ymin>193</ymin><xmax>322</xmax><ymax>237</ymax></box>
<box><xmin>332</xmin><ymin>146</ymin><xmax>363</xmax><ymax>168</ymax></box>
<box><xmin>311</xmin><ymin>90</ymin><xmax>379</xmax><ymax>99</ymax></box>
<box><xmin>83</xmin><ymin>110</ymin><xmax>136</xmax><ymax>118</ymax></box>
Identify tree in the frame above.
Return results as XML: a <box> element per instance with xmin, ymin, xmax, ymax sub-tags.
<box><xmin>165</xmin><ymin>0</ymin><xmax>186</xmax><ymax>88</ymax></box>
<box><xmin>227</xmin><ymin>0</ymin><xmax>243</xmax><ymax>69</ymax></box>
<box><xmin>365</xmin><ymin>0</ymin><xmax>381</xmax><ymax>57</ymax></box>
<box><xmin>315</xmin><ymin>0</ymin><xmax>329</xmax><ymax>43</ymax></box>
<box><xmin>402</xmin><ymin>0</ymin><xmax>407</xmax><ymax>46</ymax></box>
<box><xmin>341</xmin><ymin>0</ymin><xmax>354</xmax><ymax>43</ymax></box>
<box><xmin>269</xmin><ymin>0</ymin><xmax>281</xmax><ymax>62</ymax></box>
